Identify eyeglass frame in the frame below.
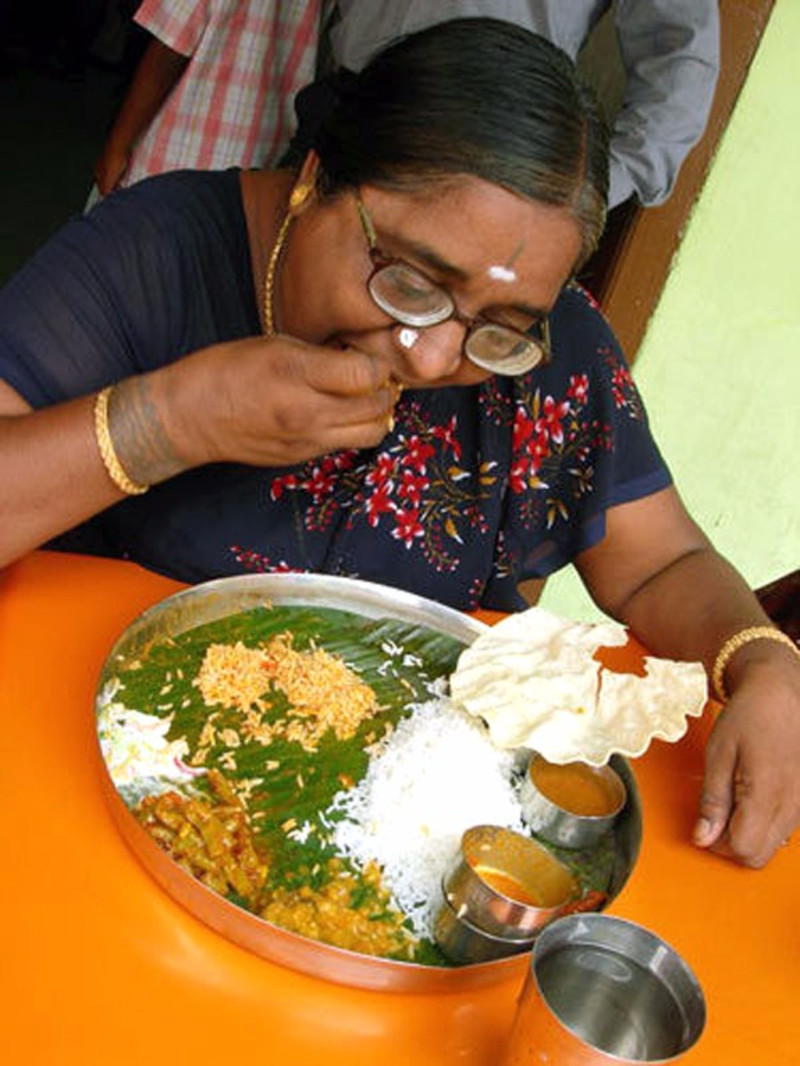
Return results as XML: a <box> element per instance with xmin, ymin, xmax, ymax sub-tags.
<box><xmin>353</xmin><ymin>192</ymin><xmax>552</xmax><ymax>375</ymax></box>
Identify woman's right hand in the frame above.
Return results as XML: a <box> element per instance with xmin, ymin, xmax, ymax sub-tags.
<box><xmin>150</xmin><ymin>333</ymin><xmax>400</xmax><ymax>473</ymax></box>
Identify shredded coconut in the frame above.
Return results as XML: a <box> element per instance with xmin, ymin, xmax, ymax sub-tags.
<box><xmin>193</xmin><ymin>634</ymin><xmax>381</xmax><ymax>752</ymax></box>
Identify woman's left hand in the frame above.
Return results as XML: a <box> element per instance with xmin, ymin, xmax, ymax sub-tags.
<box><xmin>692</xmin><ymin>644</ymin><xmax>800</xmax><ymax>867</ymax></box>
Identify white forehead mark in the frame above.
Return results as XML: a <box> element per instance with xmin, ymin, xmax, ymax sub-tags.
<box><xmin>488</xmin><ymin>264</ymin><xmax>517</xmax><ymax>283</ymax></box>
<box><xmin>487</xmin><ymin>240</ymin><xmax>525</xmax><ymax>284</ymax></box>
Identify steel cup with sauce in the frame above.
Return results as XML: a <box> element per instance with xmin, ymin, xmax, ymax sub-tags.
<box><xmin>433</xmin><ymin>892</ymin><xmax>536</xmax><ymax>964</ymax></box>
<box><xmin>435</xmin><ymin>825</ymin><xmax>579</xmax><ymax>962</ymax></box>
<box><xmin>520</xmin><ymin>753</ymin><xmax>626</xmax><ymax>849</ymax></box>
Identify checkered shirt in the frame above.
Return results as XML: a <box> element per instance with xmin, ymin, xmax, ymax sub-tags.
<box><xmin>124</xmin><ymin>0</ymin><xmax>322</xmax><ymax>186</ymax></box>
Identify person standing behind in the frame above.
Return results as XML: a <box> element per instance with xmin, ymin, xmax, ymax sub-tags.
<box><xmin>325</xmin><ymin>0</ymin><xmax>720</xmax><ymax>210</ymax></box>
<box><xmin>93</xmin><ymin>0</ymin><xmax>324</xmax><ymax>198</ymax></box>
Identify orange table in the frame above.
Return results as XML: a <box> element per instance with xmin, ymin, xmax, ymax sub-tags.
<box><xmin>1</xmin><ymin>551</ymin><xmax>797</xmax><ymax>1066</ymax></box>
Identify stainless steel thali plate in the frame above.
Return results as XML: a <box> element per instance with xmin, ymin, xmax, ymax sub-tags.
<box><xmin>95</xmin><ymin>572</ymin><xmax>642</xmax><ymax>993</ymax></box>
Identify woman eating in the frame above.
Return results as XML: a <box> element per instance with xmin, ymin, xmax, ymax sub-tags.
<box><xmin>0</xmin><ymin>19</ymin><xmax>797</xmax><ymax>869</ymax></box>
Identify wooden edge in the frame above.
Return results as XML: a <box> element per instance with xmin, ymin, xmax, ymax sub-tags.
<box><xmin>594</xmin><ymin>0</ymin><xmax>777</xmax><ymax>363</ymax></box>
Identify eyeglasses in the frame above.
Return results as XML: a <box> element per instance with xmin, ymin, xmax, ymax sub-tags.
<box><xmin>354</xmin><ymin>193</ymin><xmax>551</xmax><ymax>376</ymax></box>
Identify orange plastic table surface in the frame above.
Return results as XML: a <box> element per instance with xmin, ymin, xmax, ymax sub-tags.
<box><xmin>1</xmin><ymin>551</ymin><xmax>798</xmax><ymax>1066</ymax></box>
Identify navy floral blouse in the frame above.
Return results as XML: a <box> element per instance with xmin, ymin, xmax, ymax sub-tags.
<box><xmin>0</xmin><ymin>170</ymin><xmax>670</xmax><ymax>612</ymax></box>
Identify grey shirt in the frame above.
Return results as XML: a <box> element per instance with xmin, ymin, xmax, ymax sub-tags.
<box><xmin>328</xmin><ymin>0</ymin><xmax>720</xmax><ymax>208</ymax></box>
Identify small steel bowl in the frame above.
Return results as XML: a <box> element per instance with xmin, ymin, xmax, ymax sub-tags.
<box><xmin>433</xmin><ymin>893</ymin><xmax>536</xmax><ymax>965</ymax></box>
<box><xmin>443</xmin><ymin>825</ymin><xmax>579</xmax><ymax>939</ymax></box>
<box><xmin>520</xmin><ymin>753</ymin><xmax>627</xmax><ymax>849</ymax></box>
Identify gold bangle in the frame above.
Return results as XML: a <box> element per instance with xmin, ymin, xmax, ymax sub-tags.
<box><xmin>93</xmin><ymin>386</ymin><xmax>149</xmax><ymax>496</ymax></box>
<box><xmin>712</xmin><ymin>626</ymin><xmax>799</xmax><ymax>702</ymax></box>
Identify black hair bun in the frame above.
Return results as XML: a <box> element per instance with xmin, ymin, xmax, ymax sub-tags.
<box><xmin>284</xmin><ymin>68</ymin><xmax>359</xmax><ymax>165</ymax></box>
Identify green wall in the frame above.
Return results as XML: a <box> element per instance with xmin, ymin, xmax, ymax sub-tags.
<box><xmin>541</xmin><ymin>0</ymin><xmax>799</xmax><ymax>621</ymax></box>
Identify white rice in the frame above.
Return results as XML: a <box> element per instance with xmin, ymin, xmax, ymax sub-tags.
<box><xmin>328</xmin><ymin>696</ymin><xmax>524</xmax><ymax>939</ymax></box>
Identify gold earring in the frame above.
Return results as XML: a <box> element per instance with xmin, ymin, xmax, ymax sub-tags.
<box><xmin>289</xmin><ymin>182</ymin><xmax>313</xmax><ymax>211</ymax></box>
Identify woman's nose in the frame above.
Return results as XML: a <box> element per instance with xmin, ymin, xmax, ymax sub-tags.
<box><xmin>391</xmin><ymin>321</ymin><xmax>465</xmax><ymax>381</ymax></box>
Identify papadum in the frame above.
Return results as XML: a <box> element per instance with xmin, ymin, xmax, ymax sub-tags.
<box><xmin>449</xmin><ymin>608</ymin><xmax>707</xmax><ymax>765</ymax></box>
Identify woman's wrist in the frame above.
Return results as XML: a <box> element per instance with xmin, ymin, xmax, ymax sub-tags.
<box><xmin>105</xmin><ymin>372</ymin><xmax>194</xmax><ymax>487</ymax></box>
<box><xmin>717</xmin><ymin>630</ymin><xmax>800</xmax><ymax>702</ymax></box>
<box><xmin>157</xmin><ymin>345</ymin><xmax>243</xmax><ymax>468</ymax></box>
<box><xmin>94</xmin><ymin>387</ymin><xmax>149</xmax><ymax>494</ymax></box>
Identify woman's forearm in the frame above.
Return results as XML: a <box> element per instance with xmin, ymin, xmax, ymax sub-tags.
<box><xmin>613</xmin><ymin>545</ymin><xmax>776</xmax><ymax>677</ymax></box>
<box><xmin>0</xmin><ymin>367</ymin><xmax>199</xmax><ymax>570</ymax></box>
<box><xmin>576</xmin><ymin>488</ymin><xmax>779</xmax><ymax>679</ymax></box>
<box><xmin>0</xmin><ymin>395</ymin><xmax>123</xmax><ymax>567</ymax></box>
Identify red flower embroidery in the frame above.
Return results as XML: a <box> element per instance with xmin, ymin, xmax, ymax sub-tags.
<box><xmin>392</xmin><ymin>507</ymin><xmax>424</xmax><ymax>548</ymax></box>
<box><xmin>365</xmin><ymin>482</ymin><xmax>395</xmax><ymax>527</ymax></box>
<box><xmin>398</xmin><ymin>468</ymin><xmax>430</xmax><ymax>506</ymax></box>
<box><xmin>230</xmin><ymin>546</ymin><xmax>298</xmax><ymax>573</ymax></box>
<box><xmin>365</xmin><ymin>452</ymin><xmax>397</xmax><ymax>487</ymax></box>
<box><xmin>528</xmin><ymin>428</ymin><xmax>551</xmax><ymax>473</ymax></box>
<box><xmin>567</xmin><ymin>374</ymin><xmax>589</xmax><ymax>403</ymax></box>
<box><xmin>535</xmin><ymin>395</ymin><xmax>571</xmax><ymax>445</ymax></box>
<box><xmin>513</xmin><ymin>406</ymin><xmax>534</xmax><ymax>449</ymax></box>
<box><xmin>510</xmin><ymin>456</ymin><xmax>530</xmax><ymax>494</ymax></box>
<box><xmin>304</xmin><ymin>465</ymin><xmax>337</xmax><ymax>503</ymax></box>
<box><xmin>432</xmin><ymin>414</ymin><xmax>462</xmax><ymax>460</ymax></box>
<box><xmin>269</xmin><ymin>473</ymin><xmax>298</xmax><ymax>501</ymax></box>
<box><xmin>401</xmin><ymin>434</ymin><xmax>436</xmax><ymax>472</ymax></box>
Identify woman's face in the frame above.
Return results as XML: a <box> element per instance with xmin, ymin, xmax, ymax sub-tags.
<box><xmin>277</xmin><ymin>175</ymin><xmax>584</xmax><ymax>389</ymax></box>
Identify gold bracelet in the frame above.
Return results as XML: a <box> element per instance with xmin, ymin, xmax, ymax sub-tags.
<box><xmin>93</xmin><ymin>386</ymin><xmax>149</xmax><ymax>496</ymax></box>
<box><xmin>712</xmin><ymin>626</ymin><xmax>799</xmax><ymax>702</ymax></box>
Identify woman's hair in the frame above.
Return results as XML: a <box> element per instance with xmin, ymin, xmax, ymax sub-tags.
<box><xmin>291</xmin><ymin>18</ymin><xmax>609</xmax><ymax>266</ymax></box>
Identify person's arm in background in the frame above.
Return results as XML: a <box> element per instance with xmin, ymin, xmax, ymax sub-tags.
<box><xmin>94</xmin><ymin>34</ymin><xmax>189</xmax><ymax>195</ymax></box>
<box><xmin>608</xmin><ymin>0</ymin><xmax>720</xmax><ymax>208</ymax></box>
<box><xmin>576</xmin><ymin>487</ymin><xmax>800</xmax><ymax>870</ymax></box>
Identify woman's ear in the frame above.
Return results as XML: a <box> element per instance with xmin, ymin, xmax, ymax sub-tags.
<box><xmin>288</xmin><ymin>150</ymin><xmax>320</xmax><ymax>214</ymax></box>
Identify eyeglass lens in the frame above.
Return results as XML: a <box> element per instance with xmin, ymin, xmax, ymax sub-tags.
<box><xmin>369</xmin><ymin>264</ymin><xmax>548</xmax><ymax>374</ymax></box>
